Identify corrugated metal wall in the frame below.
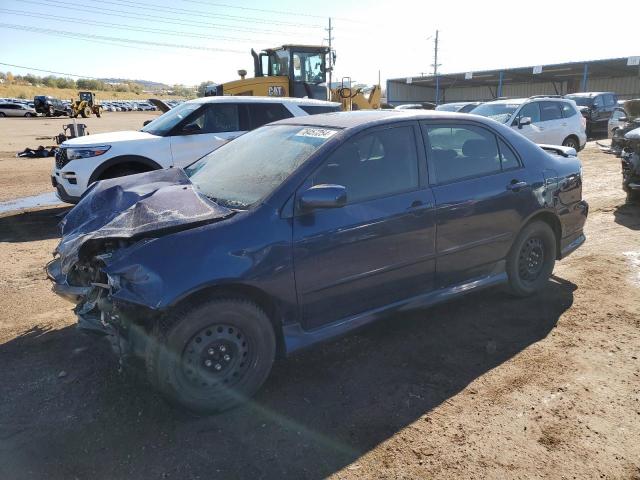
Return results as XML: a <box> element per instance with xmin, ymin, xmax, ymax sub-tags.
<box><xmin>388</xmin><ymin>75</ymin><xmax>640</xmax><ymax>103</ymax></box>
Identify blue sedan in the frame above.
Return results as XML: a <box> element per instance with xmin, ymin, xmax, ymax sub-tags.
<box><xmin>47</xmin><ymin>110</ymin><xmax>588</xmax><ymax>413</ymax></box>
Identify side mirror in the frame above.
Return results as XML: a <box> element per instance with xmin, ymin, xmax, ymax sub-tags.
<box><xmin>299</xmin><ymin>184</ymin><xmax>347</xmax><ymax>211</ymax></box>
<box><xmin>143</xmin><ymin>120</ymin><xmax>152</xmax><ymax>127</ymax></box>
<box><xmin>518</xmin><ymin>116</ymin><xmax>532</xmax><ymax>129</ymax></box>
<box><xmin>182</xmin><ymin>123</ymin><xmax>202</xmax><ymax>134</ymax></box>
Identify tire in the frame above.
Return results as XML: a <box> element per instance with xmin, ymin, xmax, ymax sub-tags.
<box><xmin>99</xmin><ymin>166</ymin><xmax>144</xmax><ymax>180</ymax></box>
<box><xmin>506</xmin><ymin>220</ymin><xmax>557</xmax><ymax>297</ymax></box>
<box><xmin>0</xmin><ymin>112</ymin><xmax>5</xmax><ymax>117</ymax></box>
<box><xmin>562</xmin><ymin>136</ymin><xmax>579</xmax><ymax>150</ymax></box>
<box><xmin>145</xmin><ymin>297</ymin><xmax>276</xmax><ymax>414</ymax></box>
<box><xmin>96</xmin><ymin>107</ymin><xmax>102</xmax><ymax>118</ymax></box>
<box><xmin>48</xmin><ymin>106</ymin><xmax>55</xmax><ymax>116</ymax></box>
<box><xmin>627</xmin><ymin>189</ymin><xmax>640</xmax><ymax>204</ymax></box>
<box><xmin>81</xmin><ymin>107</ymin><xmax>91</xmax><ymax>118</ymax></box>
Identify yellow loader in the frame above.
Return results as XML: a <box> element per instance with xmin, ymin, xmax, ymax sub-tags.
<box><xmin>205</xmin><ymin>45</ymin><xmax>381</xmax><ymax>110</ymax></box>
<box><xmin>70</xmin><ymin>91</ymin><xmax>103</xmax><ymax>118</ymax></box>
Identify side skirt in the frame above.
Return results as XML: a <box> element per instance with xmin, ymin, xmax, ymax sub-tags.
<box><xmin>283</xmin><ymin>267</ymin><xmax>508</xmax><ymax>355</ymax></box>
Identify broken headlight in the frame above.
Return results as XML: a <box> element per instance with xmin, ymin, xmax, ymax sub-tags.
<box><xmin>66</xmin><ymin>145</ymin><xmax>111</xmax><ymax>160</ymax></box>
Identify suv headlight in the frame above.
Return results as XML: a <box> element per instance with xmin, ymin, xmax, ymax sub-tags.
<box><xmin>66</xmin><ymin>146</ymin><xmax>111</xmax><ymax>160</ymax></box>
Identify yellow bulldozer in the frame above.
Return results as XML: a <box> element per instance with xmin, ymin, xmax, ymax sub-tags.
<box><xmin>205</xmin><ymin>45</ymin><xmax>381</xmax><ymax>110</ymax></box>
<box><xmin>70</xmin><ymin>91</ymin><xmax>103</xmax><ymax>118</ymax></box>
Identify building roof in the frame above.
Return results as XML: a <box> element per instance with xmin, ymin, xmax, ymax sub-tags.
<box><xmin>390</xmin><ymin>57</ymin><xmax>640</xmax><ymax>89</ymax></box>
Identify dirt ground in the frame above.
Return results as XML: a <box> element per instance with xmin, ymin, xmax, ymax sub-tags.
<box><xmin>0</xmin><ymin>117</ymin><xmax>639</xmax><ymax>479</ymax></box>
<box><xmin>0</xmin><ymin>112</ymin><xmax>159</xmax><ymax>201</ymax></box>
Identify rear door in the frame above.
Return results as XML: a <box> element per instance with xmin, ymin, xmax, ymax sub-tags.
<box><xmin>539</xmin><ymin>101</ymin><xmax>565</xmax><ymax>145</ymax></box>
<box><xmin>292</xmin><ymin>122</ymin><xmax>436</xmax><ymax>329</ymax></box>
<box><xmin>247</xmin><ymin>102</ymin><xmax>293</xmax><ymax>129</ymax></box>
<box><xmin>420</xmin><ymin>121</ymin><xmax>536</xmax><ymax>287</ymax></box>
<box><xmin>169</xmin><ymin>103</ymin><xmax>249</xmax><ymax>167</ymax></box>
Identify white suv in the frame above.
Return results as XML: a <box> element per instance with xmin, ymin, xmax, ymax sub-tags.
<box><xmin>471</xmin><ymin>96</ymin><xmax>586</xmax><ymax>150</ymax></box>
<box><xmin>52</xmin><ymin>96</ymin><xmax>341</xmax><ymax>203</ymax></box>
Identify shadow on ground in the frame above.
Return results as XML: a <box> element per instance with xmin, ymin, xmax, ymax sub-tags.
<box><xmin>0</xmin><ymin>207</ymin><xmax>68</xmax><ymax>242</ymax></box>
<box><xmin>613</xmin><ymin>203</ymin><xmax>640</xmax><ymax>230</ymax></box>
<box><xmin>0</xmin><ymin>276</ymin><xmax>575</xmax><ymax>479</ymax></box>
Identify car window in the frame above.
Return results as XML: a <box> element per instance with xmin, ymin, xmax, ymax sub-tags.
<box><xmin>424</xmin><ymin>125</ymin><xmax>502</xmax><ymax>184</ymax></box>
<box><xmin>612</xmin><ymin>109</ymin><xmax>626</xmax><ymax>120</ymax></box>
<box><xmin>300</xmin><ymin>105</ymin><xmax>342</xmax><ymax>115</ymax></box>
<box><xmin>517</xmin><ymin>102</ymin><xmax>541</xmax><ymax>123</ymax></box>
<box><xmin>540</xmin><ymin>102</ymin><xmax>563</xmax><ymax>121</ymax></box>
<box><xmin>498</xmin><ymin>138</ymin><xmax>520</xmax><ymax>171</ymax></box>
<box><xmin>604</xmin><ymin>94</ymin><xmax>616</xmax><ymax>107</ymax></box>
<box><xmin>248</xmin><ymin>103</ymin><xmax>293</xmax><ymax>129</ymax></box>
<box><xmin>189</xmin><ymin>104</ymin><xmax>242</xmax><ymax>133</ymax></box>
<box><xmin>593</xmin><ymin>96</ymin><xmax>603</xmax><ymax>108</ymax></box>
<box><xmin>311</xmin><ymin>126</ymin><xmax>419</xmax><ymax>204</ymax></box>
<box><xmin>561</xmin><ymin>102</ymin><xmax>577</xmax><ymax>118</ymax></box>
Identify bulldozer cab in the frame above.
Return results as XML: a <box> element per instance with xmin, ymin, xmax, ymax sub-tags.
<box><xmin>78</xmin><ymin>91</ymin><xmax>95</xmax><ymax>106</ymax></box>
<box><xmin>252</xmin><ymin>45</ymin><xmax>330</xmax><ymax>100</ymax></box>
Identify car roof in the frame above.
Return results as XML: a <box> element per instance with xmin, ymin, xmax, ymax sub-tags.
<box><xmin>565</xmin><ymin>92</ymin><xmax>614</xmax><ymax>97</ymax></box>
<box><xmin>272</xmin><ymin>109</ymin><xmax>500</xmax><ymax>129</ymax></box>
<box><xmin>187</xmin><ymin>96</ymin><xmax>340</xmax><ymax>107</ymax></box>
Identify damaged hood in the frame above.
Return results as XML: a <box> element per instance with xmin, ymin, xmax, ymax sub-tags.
<box><xmin>55</xmin><ymin>168</ymin><xmax>232</xmax><ymax>274</ymax></box>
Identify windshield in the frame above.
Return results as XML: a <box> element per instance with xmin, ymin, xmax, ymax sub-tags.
<box><xmin>471</xmin><ymin>102</ymin><xmax>520</xmax><ymax>123</ymax></box>
<box><xmin>565</xmin><ymin>96</ymin><xmax>592</xmax><ymax>107</ymax></box>
<box><xmin>185</xmin><ymin>124</ymin><xmax>338</xmax><ymax>209</ymax></box>
<box><xmin>141</xmin><ymin>102</ymin><xmax>201</xmax><ymax>136</ymax></box>
<box><xmin>292</xmin><ymin>51</ymin><xmax>325</xmax><ymax>83</ymax></box>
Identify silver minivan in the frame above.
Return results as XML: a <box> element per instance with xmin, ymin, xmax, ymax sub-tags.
<box><xmin>0</xmin><ymin>103</ymin><xmax>37</xmax><ymax>117</ymax></box>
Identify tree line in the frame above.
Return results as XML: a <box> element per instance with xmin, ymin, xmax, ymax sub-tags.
<box><xmin>0</xmin><ymin>71</ymin><xmax>144</xmax><ymax>93</ymax></box>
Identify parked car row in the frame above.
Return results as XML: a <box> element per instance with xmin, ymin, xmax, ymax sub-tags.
<box><xmin>48</xmin><ymin>95</ymin><xmax>589</xmax><ymax>413</ymax></box>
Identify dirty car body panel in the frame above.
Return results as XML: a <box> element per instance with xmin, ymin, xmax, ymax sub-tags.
<box><xmin>47</xmin><ymin>110</ymin><xmax>587</xmax><ymax>408</ymax></box>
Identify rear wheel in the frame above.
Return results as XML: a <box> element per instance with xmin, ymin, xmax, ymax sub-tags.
<box><xmin>562</xmin><ymin>136</ymin><xmax>579</xmax><ymax>150</ymax></box>
<box><xmin>506</xmin><ymin>221</ymin><xmax>557</xmax><ymax>296</ymax></box>
<box><xmin>146</xmin><ymin>298</ymin><xmax>276</xmax><ymax>414</ymax></box>
<box><xmin>0</xmin><ymin>112</ymin><xmax>5</xmax><ymax>117</ymax></box>
<box><xmin>81</xmin><ymin>106</ymin><xmax>91</xmax><ymax>118</ymax></box>
<box><xmin>48</xmin><ymin>106</ymin><xmax>55</xmax><ymax>116</ymax></box>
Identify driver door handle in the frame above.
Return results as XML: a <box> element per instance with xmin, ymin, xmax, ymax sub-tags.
<box><xmin>507</xmin><ymin>180</ymin><xmax>528</xmax><ymax>191</ymax></box>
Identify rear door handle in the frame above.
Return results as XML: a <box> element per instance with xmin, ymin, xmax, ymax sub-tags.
<box><xmin>507</xmin><ymin>180</ymin><xmax>528</xmax><ymax>191</ymax></box>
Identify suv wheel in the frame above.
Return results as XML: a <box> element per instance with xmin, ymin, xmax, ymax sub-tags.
<box><xmin>506</xmin><ymin>220</ymin><xmax>556</xmax><ymax>297</ymax></box>
<box><xmin>146</xmin><ymin>298</ymin><xmax>276</xmax><ymax>414</ymax></box>
<box><xmin>0</xmin><ymin>112</ymin><xmax>5</xmax><ymax>117</ymax></box>
<box><xmin>562</xmin><ymin>136</ymin><xmax>579</xmax><ymax>150</ymax></box>
<box><xmin>48</xmin><ymin>106</ymin><xmax>55</xmax><ymax>117</ymax></box>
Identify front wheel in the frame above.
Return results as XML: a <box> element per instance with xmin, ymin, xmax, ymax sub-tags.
<box><xmin>506</xmin><ymin>221</ymin><xmax>557</xmax><ymax>297</ymax></box>
<box><xmin>146</xmin><ymin>298</ymin><xmax>276</xmax><ymax>414</ymax></box>
<box><xmin>0</xmin><ymin>112</ymin><xmax>5</xmax><ymax>117</ymax></box>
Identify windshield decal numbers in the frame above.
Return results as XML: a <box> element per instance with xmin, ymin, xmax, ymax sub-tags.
<box><xmin>295</xmin><ymin>128</ymin><xmax>336</xmax><ymax>139</ymax></box>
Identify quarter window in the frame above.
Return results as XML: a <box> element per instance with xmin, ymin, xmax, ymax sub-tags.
<box><xmin>540</xmin><ymin>102</ymin><xmax>563</xmax><ymax>121</ymax></box>
<box><xmin>424</xmin><ymin>125</ymin><xmax>502</xmax><ymax>184</ymax></box>
<box><xmin>561</xmin><ymin>102</ymin><xmax>577</xmax><ymax>118</ymax></box>
<box><xmin>312</xmin><ymin>126</ymin><xmax>419</xmax><ymax>203</ymax></box>
<box><xmin>497</xmin><ymin>138</ymin><xmax>520</xmax><ymax>171</ymax></box>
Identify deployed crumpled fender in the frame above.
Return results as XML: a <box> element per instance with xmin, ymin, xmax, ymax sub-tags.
<box><xmin>55</xmin><ymin>168</ymin><xmax>231</xmax><ymax>274</ymax></box>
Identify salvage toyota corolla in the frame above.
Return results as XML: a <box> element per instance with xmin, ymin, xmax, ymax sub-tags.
<box><xmin>47</xmin><ymin>110</ymin><xmax>588</xmax><ymax>413</ymax></box>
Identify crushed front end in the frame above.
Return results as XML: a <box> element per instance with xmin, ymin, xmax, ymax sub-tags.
<box><xmin>621</xmin><ymin>127</ymin><xmax>640</xmax><ymax>203</ymax></box>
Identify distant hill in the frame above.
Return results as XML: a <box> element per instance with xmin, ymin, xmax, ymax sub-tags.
<box><xmin>99</xmin><ymin>78</ymin><xmax>170</xmax><ymax>90</ymax></box>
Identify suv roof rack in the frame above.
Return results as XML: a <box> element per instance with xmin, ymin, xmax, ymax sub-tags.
<box><xmin>528</xmin><ymin>95</ymin><xmax>563</xmax><ymax>99</ymax></box>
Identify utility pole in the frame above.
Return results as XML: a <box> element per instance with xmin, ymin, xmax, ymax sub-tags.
<box><xmin>431</xmin><ymin>30</ymin><xmax>441</xmax><ymax>105</ymax></box>
<box><xmin>325</xmin><ymin>17</ymin><xmax>334</xmax><ymax>100</ymax></box>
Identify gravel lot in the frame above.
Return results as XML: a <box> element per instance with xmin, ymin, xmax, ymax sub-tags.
<box><xmin>0</xmin><ymin>115</ymin><xmax>638</xmax><ymax>479</ymax></box>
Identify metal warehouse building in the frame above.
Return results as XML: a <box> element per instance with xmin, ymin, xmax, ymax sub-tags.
<box><xmin>387</xmin><ymin>56</ymin><xmax>640</xmax><ymax>106</ymax></box>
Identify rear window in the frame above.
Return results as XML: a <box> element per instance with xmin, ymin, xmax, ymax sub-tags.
<box><xmin>540</xmin><ymin>102</ymin><xmax>562</xmax><ymax>121</ymax></box>
<box><xmin>248</xmin><ymin>103</ymin><xmax>293</xmax><ymax>129</ymax></box>
<box><xmin>300</xmin><ymin>105</ymin><xmax>341</xmax><ymax>115</ymax></box>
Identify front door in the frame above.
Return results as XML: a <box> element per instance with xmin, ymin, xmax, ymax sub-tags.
<box><xmin>170</xmin><ymin>103</ymin><xmax>248</xmax><ymax>168</ymax></box>
<box><xmin>420</xmin><ymin>121</ymin><xmax>536</xmax><ymax>286</ymax></box>
<box><xmin>293</xmin><ymin>123</ymin><xmax>436</xmax><ymax>330</ymax></box>
<box><xmin>512</xmin><ymin>101</ymin><xmax>545</xmax><ymax>144</ymax></box>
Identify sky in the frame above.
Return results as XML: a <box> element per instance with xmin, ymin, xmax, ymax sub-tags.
<box><xmin>0</xmin><ymin>0</ymin><xmax>639</xmax><ymax>88</ymax></box>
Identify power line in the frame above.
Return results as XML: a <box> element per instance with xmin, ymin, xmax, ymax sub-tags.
<box><xmin>18</xmin><ymin>0</ymin><xmax>314</xmax><ymax>36</ymax></box>
<box><xmin>0</xmin><ymin>61</ymin><xmax>99</xmax><ymax>79</ymax></box>
<box><xmin>0</xmin><ymin>23</ymin><xmax>246</xmax><ymax>53</ymax></box>
<box><xmin>80</xmin><ymin>0</ymin><xmax>324</xmax><ymax>28</ymax></box>
<box><xmin>0</xmin><ymin>8</ymin><xmax>268</xmax><ymax>43</ymax></box>
<box><xmin>183</xmin><ymin>0</ymin><xmax>328</xmax><ymax>20</ymax></box>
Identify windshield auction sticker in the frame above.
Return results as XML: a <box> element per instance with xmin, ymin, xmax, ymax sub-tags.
<box><xmin>296</xmin><ymin>128</ymin><xmax>337</xmax><ymax>139</ymax></box>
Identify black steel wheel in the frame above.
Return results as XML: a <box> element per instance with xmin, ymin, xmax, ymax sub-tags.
<box><xmin>146</xmin><ymin>297</ymin><xmax>276</xmax><ymax>414</ymax></box>
<box><xmin>506</xmin><ymin>220</ymin><xmax>556</xmax><ymax>296</ymax></box>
